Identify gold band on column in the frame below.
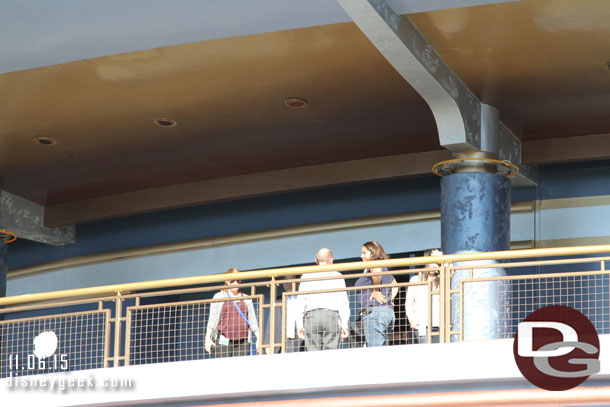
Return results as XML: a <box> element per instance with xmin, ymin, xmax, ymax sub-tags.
<box><xmin>432</xmin><ymin>151</ymin><xmax>519</xmax><ymax>178</ymax></box>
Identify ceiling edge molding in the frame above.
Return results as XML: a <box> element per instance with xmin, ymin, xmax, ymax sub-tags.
<box><xmin>522</xmin><ymin>133</ymin><xmax>610</xmax><ymax>165</ymax></box>
<box><xmin>44</xmin><ymin>150</ymin><xmax>453</xmax><ymax>227</ymax></box>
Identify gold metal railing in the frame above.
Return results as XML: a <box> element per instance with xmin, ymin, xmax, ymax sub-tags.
<box><xmin>1</xmin><ymin>244</ymin><xmax>609</xmax><ymax>378</ymax></box>
<box><xmin>447</xmin><ymin>256</ymin><xmax>610</xmax><ymax>342</ymax></box>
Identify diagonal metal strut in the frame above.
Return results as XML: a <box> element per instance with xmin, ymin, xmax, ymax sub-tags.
<box><xmin>337</xmin><ymin>0</ymin><xmax>537</xmax><ymax>185</ymax></box>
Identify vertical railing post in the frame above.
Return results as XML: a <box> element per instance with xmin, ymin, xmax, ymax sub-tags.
<box><xmin>100</xmin><ymin>301</ymin><xmax>112</xmax><ymax>368</ymax></box>
<box><xmin>269</xmin><ymin>276</ymin><xmax>277</xmax><ymax>355</ymax></box>
<box><xmin>281</xmin><ymin>292</ymin><xmax>287</xmax><ymax>353</ymax></box>
<box><xmin>123</xmin><ymin>296</ymin><xmax>140</xmax><ymax>365</ymax></box>
<box><xmin>113</xmin><ymin>291</ymin><xmax>122</xmax><ymax>367</ymax></box>
<box><xmin>124</xmin><ymin>304</ymin><xmax>132</xmax><ymax>366</ymax></box>
<box><xmin>459</xmin><ymin>280</ymin><xmax>464</xmax><ymax>342</ymax></box>
<box><xmin>427</xmin><ymin>279</ymin><xmax>432</xmax><ymax>343</ymax></box>
<box><xmin>439</xmin><ymin>262</ymin><xmax>447</xmax><ymax>343</ymax></box>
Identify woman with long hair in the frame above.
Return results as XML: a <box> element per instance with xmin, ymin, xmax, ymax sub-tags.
<box><xmin>205</xmin><ymin>268</ymin><xmax>260</xmax><ymax>358</ymax></box>
<box><xmin>405</xmin><ymin>249</ymin><xmax>442</xmax><ymax>343</ymax></box>
<box><xmin>354</xmin><ymin>241</ymin><xmax>396</xmax><ymax>347</ymax></box>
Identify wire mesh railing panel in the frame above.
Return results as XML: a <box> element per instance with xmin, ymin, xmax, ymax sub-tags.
<box><xmin>0</xmin><ymin>310</ymin><xmax>109</xmax><ymax>378</ymax></box>
<box><xmin>126</xmin><ymin>295</ymin><xmax>262</xmax><ymax>365</ymax></box>
<box><xmin>458</xmin><ymin>271</ymin><xmax>610</xmax><ymax>340</ymax></box>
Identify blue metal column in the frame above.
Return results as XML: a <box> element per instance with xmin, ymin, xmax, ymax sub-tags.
<box><xmin>441</xmin><ymin>167</ymin><xmax>511</xmax><ymax>341</ymax></box>
<box><xmin>441</xmin><ymin>172</ymin><xmax>511</xmax><ymax>254</ymax></box>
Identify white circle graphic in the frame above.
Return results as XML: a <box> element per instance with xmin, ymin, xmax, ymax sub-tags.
<box><xmin>33</xmin><ymin>331</ymin><xmax>59</xmax><ymax>359</ymax></box>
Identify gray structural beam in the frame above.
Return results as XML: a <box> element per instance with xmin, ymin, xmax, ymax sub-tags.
<box><xmin>0</xmin><ymin>191</ymin><xmax>75</xmax><ymax>246</ymax></box>
<box><xmin>337</xmin><ymin>0</ymin><xmax>537</xmax><ymax>186</ymax></box>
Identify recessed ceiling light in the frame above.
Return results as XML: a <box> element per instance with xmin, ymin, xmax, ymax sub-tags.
<box><xmin>154</xmin><ymin>117</ymin><xmax>177</xmax><ymax>127</ymax></box>
<box><xmin>34</xmin><ymin>136</ymin><xmax>56</xmax><ymax>146</ymax></box>
<box><xmin>284</xmin><ymin>97</ymin><xmax>308</xmax><ymax>109</ymax></box>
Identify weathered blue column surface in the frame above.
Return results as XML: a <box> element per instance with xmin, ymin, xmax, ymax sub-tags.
<box><xmin>441</xmin><ymin>172</ymin><xmax>510</xmax><ymax>254</ymax></box>
<box><xmin>441</xmin><ymin>172</ymin><xmax>511</xmax><ymax>341</ymax></box>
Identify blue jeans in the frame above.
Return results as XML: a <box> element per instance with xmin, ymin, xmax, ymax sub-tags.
<box><xmin>362</xmin><ymin>306</ymin><xmax>394</xmax><ymax>347</ymax></box>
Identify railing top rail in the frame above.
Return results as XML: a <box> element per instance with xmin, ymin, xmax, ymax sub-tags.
<box><xmin>2</xmin><ymin>244</ymin><xmax>610</xmax><ymax>307</ymax></box>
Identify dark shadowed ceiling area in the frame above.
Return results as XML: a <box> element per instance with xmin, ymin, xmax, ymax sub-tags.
<box><xmin>1</xmin><ymin>0</ymin><xmax>609</xmax><ymax>228</ymax></box>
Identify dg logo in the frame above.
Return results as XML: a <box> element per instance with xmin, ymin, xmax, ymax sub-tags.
<box><xmin>513</xmin><ymin>305</ymin><xmax>601</xmax><ymax>391</ymax></box>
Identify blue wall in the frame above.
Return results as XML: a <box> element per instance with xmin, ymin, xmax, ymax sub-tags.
<box><xmin>538</xmin><ymin>160</ymin><xmax>610</xmax><ymax>200</ymax></box>
<box><xmin>11</xmin><ymin>176</ymin><xmax>446</xmax><ymax>269</ymax></box>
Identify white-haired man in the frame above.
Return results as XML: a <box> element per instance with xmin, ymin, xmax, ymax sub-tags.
<box><xmin>295</xmin><ymin>248</ymin><xmax>350</xmax><ymax>351</ymax></box>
